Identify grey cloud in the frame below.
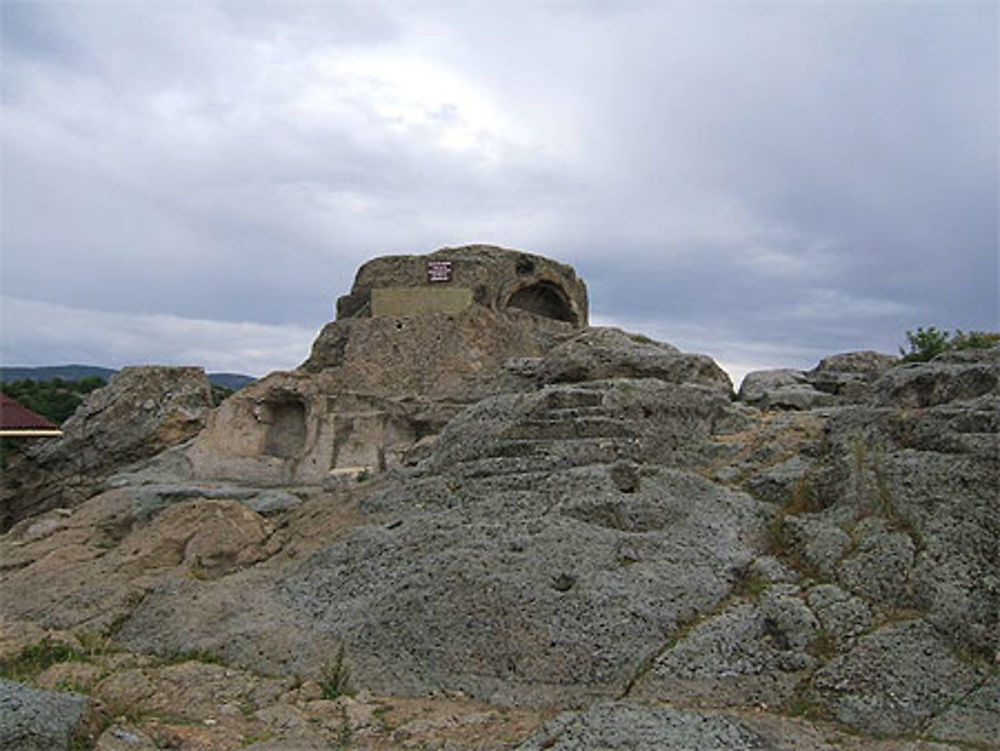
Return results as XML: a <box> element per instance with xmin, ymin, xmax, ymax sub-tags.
<box><xmin>1</xmin><ymin>1</ymin><xmax>995</xmax><ymax>376</ymax></box>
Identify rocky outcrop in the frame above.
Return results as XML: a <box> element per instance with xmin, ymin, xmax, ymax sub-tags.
<box><xmin>738</xmin><ymin>368</ymin><xmax>834</xmax><ymax>410</ymax></box>
<box><xmin>872</xmin><ymin>346</ymin><xmax>998</xmax><ymax>407</ymax></box>
<box><xmin>123</xmin><ymin>247</ymin><xmax>590</xmax><ymax>489</ymax></box>
<box><xmin>332</xmin><ymin>244</ymin><xmax>588</xmax><ymax>327</ymax></box>
<box><xmin>301</xmin><ymin>305</ymin><xmax>568</xmax><ymax>395</ymax></box>
<box><xmin>738</xmin><ymin>350</ymin><xmax>898</xmax><ymax>409</ymax></box>
<box><xmin>536</xmin><ymin>327</ymin><xmax>732</xmax><ymax>391</ymax></box>
<box><xmin>1</xmin><ymin>367</ymin><xmax>214</xmax><ymax>531</ymax></box>
<box><xmin>810</xmin><ymin>620</ymin><xmax>980</xmax><ymax>736</ymax></box>
<box><xmin>418</xmin><ymin>377</ymin><xmax>734</xmax><ymax>478</ymax></box>
<box><xmin>2</xmin><ymin>246</ymin><xmax>996</xmax><ymax>750</ymax></box>
<box><xmin>106</xmin><ymin>460</ymin><xmax>768</xmax><ymax>706</ymax></box>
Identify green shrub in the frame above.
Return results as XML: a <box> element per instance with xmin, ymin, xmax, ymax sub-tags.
<box><xmin>899</xmin><ymin>327</ymin><xmax>951</xmax><ymax>362</ymax></box>
<box><xmin>899</xmin><ymin>327</ymin><xmax>999</xmax><ymax>363</ymax></box>
<box><xmin>951</xmin><ymin>329</ymin><xmax>1000</xmax><ymax>351</ymax></box>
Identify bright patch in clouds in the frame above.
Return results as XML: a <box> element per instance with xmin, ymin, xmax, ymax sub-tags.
<box><xmin>328</xmin><ymin>52</ymin><xmax>516</xmax><ymax>158</ymax></box>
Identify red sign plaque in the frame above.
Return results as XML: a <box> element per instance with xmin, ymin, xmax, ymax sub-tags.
<box><xmin>427</xmin><ymin>260</ymin><xmax>453</xmax><ymax>283</ymax></box>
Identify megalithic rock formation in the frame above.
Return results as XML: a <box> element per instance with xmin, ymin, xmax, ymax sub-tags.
<box><xmin>2</xmin><ymin>244</ymin><xmax>997</xmax><ymax>750</ymax></box>
<box><xmin>142</xmin><ymin>245</ymin><xmax>596</xmax><ymax>487</ymax></box>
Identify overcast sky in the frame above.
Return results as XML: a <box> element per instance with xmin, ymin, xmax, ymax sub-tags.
<box><xmin>2</xmin><ymin>1</ymin><xmax>996</xmax><ymax>384</ymax></box>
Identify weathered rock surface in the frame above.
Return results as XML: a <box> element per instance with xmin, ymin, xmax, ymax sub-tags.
<box><xmin>739</xmin><ymin>350</ymin><xmax>899</xmax><ymax>409</ymax></box>
<box><xmin>739</xmin><ymin>368</ymin><xmax>835</xmax><ymax>410</ymax></box>
<box><xmin>873</xmin><ymin>346</ymin><xmax>998</xmax><ymax>407</ymax></box>
<box><xmin>301</xmin><ymin>305</ymin><xmax>570</xmax><ymax>396</ymax></box>
<box><xmin>131</xmin><ymin>248</ymin><xmax>594</xmax><ymax>489</ymax></box>
<box><xmin>0</xmin><ymin>487</ymin><xmax>285</xmax><ymax>632</ymax></box>
<box><xmin>419</xmin><ymin>377</ymin><xmax>735</xmax><ymax>478</ymax></box>
<box><xmin>517</xmin><ymin>701</ymin><xmax>772</xmax><ymax>750</ymax></box>
<box><xmin>633</xmin><ymin>585</ymin><xmax>820</xmax><ymax>709</ymax></box>
<box><xmin>0</xmin><ymin>678</ymin><xmax>88</xmax><ymax>751</ymax></box>
<box><xmin>332</xmin><ymin>244</ymin><xmax>588</xmax><ymax>326</ymax></box>
<box><xmin>536</xmin><ymin>327</ymin><xmax>732</xmax><ymax>391</ymax></box>
<box><xmin>926</xmin><ymin>673</ymin><xmax>1000</xmax><ymax>747</ymax></box>
<box><xmin>95</xmin><ymin>724</ymin><xmax>159</xmax><ymax>751</ymax></box>
<box><xmin>1</xmin><ymin>366</ymin><xmax>214</xmax><ymax>531</ymax></box>
<box><xmin>112</xmin><ymin>462</ymin><xmax>769</xmax><ymax>706</ymax></box>
<box><xmin>810</xmin><ymin>620</ymin><xmax>982</xmax><ymax>736</ymax></box>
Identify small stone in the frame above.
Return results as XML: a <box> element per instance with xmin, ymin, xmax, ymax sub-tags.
<box><xmin>551</xmin><ymin>573</ymin><xmax>576</xmax><ymax>592</ymax></box>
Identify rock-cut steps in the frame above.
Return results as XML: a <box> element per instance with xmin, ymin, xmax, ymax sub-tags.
<box><xmin>448</xmin><ymin>385</ymin><xmax>640</xmax><ymax>479</ymax></box>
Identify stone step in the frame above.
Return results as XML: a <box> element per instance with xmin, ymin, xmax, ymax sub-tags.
<box><xmin>464</xmin><ymin>472</ymin><xmax>558</xmax><ymax>492</ymax></box>
<box><xmin>484</xmin><ymin>436</ymin><xmax>628</xmax><ymax>458</ymax></box>
<box><xmin>485</xmin><ymin>439</ymin><xmax>552</xmax><ymax>458</ymax></box>
<box><xmin>453</xmin><ymin>454</ymin><xmax>573</xmax><ymax>478</ymax></box>
<box><xmin>511</xmin><ymin>416</ymin><xmax>634</xmax><ymax>441</ymax></box>
<box><xmin>533</xmin><ymin>405</ymin><xmax>612</xmax><ymax>421</ymax></box>
<box><xmin>539</xmin><ymin>389</ymin><xmax>607</xmax><ymax>410</ymax></box>
<box><xmin>455</xmin><ymin>437</ymin><xmax>637</xmax><ymax>478</ymax></box>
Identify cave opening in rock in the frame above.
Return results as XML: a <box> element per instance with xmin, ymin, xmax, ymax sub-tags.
<box><xmin>263</xmin><ymin>400</ymin><xmax>307</xmax><ymax>458</ymax></box>
<box><xmin>506</xmin><ymin>281</ymin><xmax>577</xmax><ymax>324</ymax></box>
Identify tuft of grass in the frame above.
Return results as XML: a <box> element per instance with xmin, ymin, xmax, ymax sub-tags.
<box><xmin>335</xmin><ymin>705</ymin><xmax>353</xmax><ymax>748</ymax></box>
<box><xmin>763</xmin><ymin>507</ymin><xmax>822</xmax><ymax>582</ymax></box>
<box><xmin>239</xmin><ymin>730</ymin><xmax>274</xmax><ymax>747</ymax></box>
<box><xmin>806</xmin><ymin>629</ymin><xmax>839</xmax><ymax>661</ymax></box>
<box><xmin>162</xmin><ymin>648</ymin><xmax>225</xmax><ymax>666</ymax></box>
<box><xmin>790</xmin><ymin>474</ymin><xmax>821</xmax><ymax>512</ymax></box>
<box><xmin>320</xmin><ymin>643</ymin><xmax>353</xmax><ymax>700</ymax></box>
<box><xmin>764</xmin><ymin>509</ymin><xmax>794</xmax><ymax>558</ymax></box>
<box><xmin>627</xmin><ymin>333</ymin><xmax>655</xmax><ymax>345</ymax></box>
<box><xmin>372</xmin><ymin>704</ymin><xmax>394</xmax><ymax>731</ymax></box>
<box><xmin>784</xmin><ymin>693</ymin><xmax>832</xmax><ymax>722</ymax></box>
<box><xmin>0</xmin><ymin>639</ymin><xmax>85</xmax><ymax>681</ymax></box>
<box><xmin>75</xmin><ymin>631</ymin><xmax>113</xmax><ymax>659</ymax></box>
<box><xmin>737</xmin><ymin>572</ymin><xmax>771</xmax><ymax>599</ymax></box>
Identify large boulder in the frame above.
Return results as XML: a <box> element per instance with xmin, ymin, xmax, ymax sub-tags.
<box><xmin>873</xmin><ymin>346</ymin><xmax>999</xmax><ymax>407</ymax></box>
<box><xmin>332</xmin><ymin>244</ymin><xmax>589</xmax><ymax>328</ymax></box>
<box><xmin>301</xmin><ymin>306</ymin><xmax>570</xmax><ymax>397</ymax></box>
<box><xmin>739</xmin><ymin>350</ymin><xmax>899</xmax><ymax>409</ymax></box>
<box><xmin>0</xmin><ymin>679</ymin><xmax>89</xmax><ymax>751</ymax></box>
<box><xmin>1</xmin><ymin>367</ymin><xmax>214</xmax><ymax>531</ymax></box>
<box><xmin>537</xmin><ymin>327</ymin><xmax>732</xmax><ymax>391</ymax></box>
<box><xmin>738</xmin><ymin>369</ymin><xmax>832</xmax><ymax>410</ymax></box>
<box><xmin>807</xmin><ymin>350</ymin><xmax>898</xmax><ymax>401</ymax></box>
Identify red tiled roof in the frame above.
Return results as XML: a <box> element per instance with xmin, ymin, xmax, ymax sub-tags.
<box><xmin>0</xmin><ymin>393</ymin><xmax>61</xmax><ymax>431</ymax></box>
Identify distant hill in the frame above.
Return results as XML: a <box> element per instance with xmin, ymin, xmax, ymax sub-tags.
<box><xmin>0</xmin><ymin>365</ymin><xmax>116</xmax><ymax>383</ymax></box>
<box><xmin>0</xmin><ymin>365</ymin><xmax>254</xmax><ymax>390</ymax></box>
<box><xmin>205</xmin><ymin>372</ymin><xmax>256</xmax><ymax>390</ymax></box>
